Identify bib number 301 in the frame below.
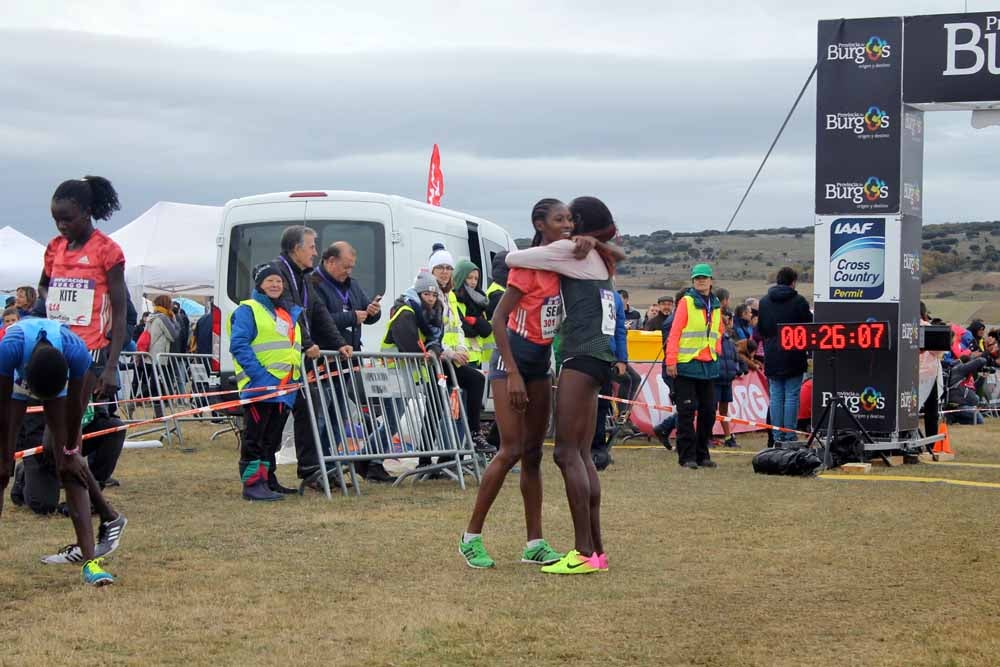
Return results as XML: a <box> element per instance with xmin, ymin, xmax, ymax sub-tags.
<box><xmin>539</xmin><ymin>296</ymin><xmax>563</xmax><ymax>340</ymax></box>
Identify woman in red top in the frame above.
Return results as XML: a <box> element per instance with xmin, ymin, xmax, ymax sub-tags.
<box><xmin>39</xmin><ymin>176</ymin><xmax>127</xmax><ymax>397</ymax></box>
<box><xmin>458</xmin><ymin>199</ymin><xmax>574</xmax><ymax>569</ymax></box>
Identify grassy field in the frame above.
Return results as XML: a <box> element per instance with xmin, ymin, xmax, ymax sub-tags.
<box><xmin>3</xmin><ymin>422</ymin><xmax>1000</xmax><ymax>666</ymax></box>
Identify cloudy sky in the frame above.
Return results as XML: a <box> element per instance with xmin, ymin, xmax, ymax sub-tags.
<box><xmin>2</xmin><ymin>0</ymin><xmax>997</xmax><ymax>243</ymax></box>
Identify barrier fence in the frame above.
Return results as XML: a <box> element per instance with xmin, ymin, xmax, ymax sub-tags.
<box><xmin>302</xmin><ymin>351</ymin><xmax>480</xmax><ymax>498</ymax></box>
<box><xmin>154</xmin><ymin>352</ymin><xmax>241</xmax><ymax>448</ymax></box>
<box><xmin>117</xmin><ymin>351</ymin><xmax>176</xmax><ymax>444</ymax></box>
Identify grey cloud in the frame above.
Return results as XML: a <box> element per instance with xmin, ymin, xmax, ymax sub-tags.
<box><xmin>0</xmin><ymin>28</ymin><xmax>996</xmax><ymax>244</ymax></box>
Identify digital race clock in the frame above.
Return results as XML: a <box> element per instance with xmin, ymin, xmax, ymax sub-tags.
<box><xmin>777</xmin><ymin>321</ymin><xmax>891</xmax><ymax>352</ymax></box>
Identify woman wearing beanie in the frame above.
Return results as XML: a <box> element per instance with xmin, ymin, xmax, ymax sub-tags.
<box><xmin>381</xmin><ymin>269</ymin><xmax>445</xmax><ymax>471</ymax></box>
<box><xmin>228</xmin><ymin>264</ymin><xmax>304</xmax><ymax>501</ymax></box>
<box><xmin>427</xmin><ymin>245</ymin><xmax>491</xmax><ymax>453</ymax></box>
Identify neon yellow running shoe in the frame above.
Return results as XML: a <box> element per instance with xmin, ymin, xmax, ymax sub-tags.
<box><xmin>540</xmin><ymin>549</ymin><xmax>599</xmax><ymax>575</ymax></box>
<box><xmin>521</xmin><ymin>540</ymin><xmax>563</xmax><ymax>565</ymax></box>
<box><xmin>81</xmin><ymin>558</ymin><xmax>115</xmax><ymax>587</ymax></box>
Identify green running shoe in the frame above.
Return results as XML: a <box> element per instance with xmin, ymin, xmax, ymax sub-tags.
<box><xmin>520</xmin><ymin>540</ymin><xmax>563</xmax><ymax>565</ymax></box>
<box><xmin>459</xmin><ymin>536</ymin><xmax>495</xmax><ymax>569</ymax></box>
<box><xmin>81</xmin><ymin>558</ymin><xmax>115</xmax><ymax>587</ymax></box>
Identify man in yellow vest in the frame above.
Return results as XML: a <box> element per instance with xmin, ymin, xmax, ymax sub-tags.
<box><xmin>665</xmin><ymin>263</ymin><xmax>723</xmax><ymax>470</ymax></box>
<box><xmin>228</xmin><ymin>264</ymin><xmax>304</xmax><ymax>501</ymax></box>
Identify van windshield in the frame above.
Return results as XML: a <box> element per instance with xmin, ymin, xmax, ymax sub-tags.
<box><xmin>227</xmin><ymin>220</ymin><xmax>386</xmax><ymax>303</ymax></box>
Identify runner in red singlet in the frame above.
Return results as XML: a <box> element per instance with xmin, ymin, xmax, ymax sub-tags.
<box><xmin>32</xmin><ymin>175</ymin><xmax>128</xmax><ymax>569</ymax></box>
<box><xmin>458</xmin><ymin>199</ymin><xmax>576</xmax><ymax>569</ymax></box>
<box><xmin>39</xmin><ymin>176</ymin><xmax>128</xmax><ymax>396</ymax></box>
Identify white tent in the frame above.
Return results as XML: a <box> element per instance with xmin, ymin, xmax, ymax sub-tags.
<box><xmin>110</xmin><ymin>202</ymin><xmax>222</xmax><ymax>308</ymax></box>
<box><xmin>0</xmin><ymin>226</ymin><xmax>46</xmax><ymax>293</ymax></box>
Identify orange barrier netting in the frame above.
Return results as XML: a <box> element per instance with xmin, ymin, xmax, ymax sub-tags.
<box><xmin>23</xmin><ymin>366</ymin><xmax>342</xmax><ymax>414</ymax></box>
<box><xmin>12</xmin><ymin>372</ymin><xmax>320</xmax><ymax>459</ymax></box>
<box><xmin>590</xmin><ymin>391</ymin><xmax>812</xmax><ymax>438</ymax></box>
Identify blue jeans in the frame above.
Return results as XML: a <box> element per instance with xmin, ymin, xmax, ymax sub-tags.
<box><xmin>768</xmin><ymin>375</ymin><xmax>803</xmax><ymax>442</ymax></box>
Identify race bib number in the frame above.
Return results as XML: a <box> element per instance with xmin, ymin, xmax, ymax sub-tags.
<box><xmin>600</xmin><ymin>289</ymin><xmax>616</xmax><ymax>336</ymax></box>
<box><xmin>274</xmin><ymin>317</ymin><xmax>290</xmax><ymax>337</ymax></box>
<box><xmin>47</xmin><ymin>277</ymin><xmax>95</xmax><ymax>326</ymax></box>
<box><xmin>539</xmin><ymin>295</ymin><xmax>563</xmax><ymax>340</ymax></box>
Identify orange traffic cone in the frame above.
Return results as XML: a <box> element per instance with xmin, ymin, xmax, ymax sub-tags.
<box><xmin>932</xmin><ymin>422</ymin><xmax>955</xmax><ymax>460</ymax></box>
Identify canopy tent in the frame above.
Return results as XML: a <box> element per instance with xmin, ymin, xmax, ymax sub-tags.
<box><xmin>110</xmin><ymin>202</ymin><xmax>222</xmax><ymax>309</ymax></box>
<box><xmin>0</xmin><ymin>226</ymin><xmax>46</xmax><ymax>293</ymax></box>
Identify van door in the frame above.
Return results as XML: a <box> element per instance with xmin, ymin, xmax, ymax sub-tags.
<box><xmin>304</xmin><ymin>200</ymin><xmax>393</xmax><ymax>352</ymax></box>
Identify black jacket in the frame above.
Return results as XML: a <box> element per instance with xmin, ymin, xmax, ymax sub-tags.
<box><xmin>454</xmin><ymin>285</ymin><xmax>493</xmax><ymax>340</ymax></box>
<box><xmin>757</xmin><ymin>284</ymin><xmax>812</xmax><ymax>378</ymax></box>
<box><xmin>944</xmin><ymin>356</ymin><xmax>988</xmax><ymax>407</ymax></box>
<box><xmin>384</xmin><ymin>295</ymin><xmax>443</xmax><ymax>355</ymax></box>
<box><xmin>310</xmin><ymin>267</ymin><xmax>381</xmax><ymax>350</ymax></box>
<box><xmin>269</xmin><ymin>254</ymin><xmax>348</xmax><ymax>351</ymax></box>
<box><xmin>172</xmin><ymin>309</ymin><xmax>190</xmax><ymax>354</ymax></box>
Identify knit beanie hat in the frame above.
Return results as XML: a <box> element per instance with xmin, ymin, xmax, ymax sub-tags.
<box><xmin>428</xmin><ymin>245</ymin><xmax>455</xmax><ymax>270</ymax></box>
<box><xmin>412</xmin><ymin>269</ymin><xmax>438</xmax><ymax>294</ymax></box>
<box><xmin>254</xmin><ymin>263</ymin><xmax>284</xmax><ymax>290</ymax></box>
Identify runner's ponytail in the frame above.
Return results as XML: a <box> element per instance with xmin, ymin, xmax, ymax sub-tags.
<box><xmin>52</xmin><ymin>175</ymin><xmax>121</xmax><ymax>221</ymax></box>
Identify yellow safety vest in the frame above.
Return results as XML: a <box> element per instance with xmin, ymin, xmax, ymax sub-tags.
<box><xmin>454</xmin><ymin>300</ymin><xmax>484</xmax><ymax>364</ymax></box>
<box><xmin>442</xmin><ymin>290</ymin><xmax>467</xmax><ymax>352</ymax></box>
<box><xmin>676</xmin><ymin>294</ymin><xmax>721</xmax><ymax>365</ymax></box>
<box><xmin>481</xmin><ymin>282</ymin><xmax>505</xmax><ymax>359</ymax></box>
<box><xmin>228</xmin><ymin>299</ymin><xmax>303</xmax><ymax>389</ymax></box>
<box><xmin>380</xmin><ymin>304</ymin><xmax>430</xmax><ymax>382</ymax></box>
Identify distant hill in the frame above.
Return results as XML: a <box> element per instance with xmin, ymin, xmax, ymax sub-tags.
<box><xmin>516</xmin><ymin>219</ymin><xmax>1000</xmax><ymax>286</ymax></box>
<box><xmin>515</xmin><ymin>220</ymin><xmax>1000</xmax><ymax>322</ymax></box>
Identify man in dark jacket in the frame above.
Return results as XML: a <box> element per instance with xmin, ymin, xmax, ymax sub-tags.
<box><xmin>756</xmin><ymin>267</ymin><xmax>812</xmax><ymax>442</ymax></box>
<box><xmin>171</xmin><ymin>303</ymin><xmax>190</xmax><ymax>354</ymax></box>
<box><xmin>270</xmin><ymin>226</ymin><xmax>352</xmax><ymax>487</ymax></box>
<box><xmin>311</xmin><ymin>241</ymin><xmax>394</xmax><ymax>482</ymax></box>
<box><xmin>312</xmin><ymin>242</ymin><xmax>381</xmax><ymax>351</ymax></box>
<box><xmin>617</xmin><ymin>289</ymin><xmax>641</xmax><ymax>329</ymax></box>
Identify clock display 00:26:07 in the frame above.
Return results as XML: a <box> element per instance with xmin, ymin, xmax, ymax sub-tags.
<box><xmin>778</xmin><ymin>322</ymin><xmax>888</xmax><ymax>351</ymax></box>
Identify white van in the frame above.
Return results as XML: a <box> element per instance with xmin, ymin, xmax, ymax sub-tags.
<box><xmin>212</xmin><ymin>190</ymin><xmax>516</xmax><ymax>378</ymax></box>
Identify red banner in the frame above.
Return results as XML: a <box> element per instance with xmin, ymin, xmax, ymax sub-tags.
<box><xmin>627</xmin><ymin>365</ymin><xmax>771</xmax><ymax>435</ymax></box>
<box><xmin>426</xmin><ymin>144</ymin><xmax>444</xmax><ymax>206</ymax></box>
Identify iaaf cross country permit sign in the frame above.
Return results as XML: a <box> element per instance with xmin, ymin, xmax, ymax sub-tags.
<box><xmin>828</xmin><ymin>217</ymin><xmax>885</xmax><ymax>300</ymax></box>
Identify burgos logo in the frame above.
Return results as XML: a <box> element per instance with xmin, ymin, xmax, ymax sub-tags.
<box><xmin>865</xmin><ymin>36</ymin><xmax>890</xmax><ymax>61</ymax></box>
<box><xmin>825</xmin><ymin>106</ymin><xmax>891</xmax><ymax>135</ymax></box>
<box><xmin>825</xmin><ymin>178</ymin><xmax>889</xmax><ymax>205</ymax></box>
<box><xmin>864</xmin><ymin>106</ymin><xmax>890</xmax><ymax>131</ymax></box>
<box><xmin>860</xmin><ymin>386</ymin><xmax>884</xmax><ymax>412</ymax></box>
<box><xmin>863</xmin><ymin>177</ymin><xmax>887</xmax><ymax>202</ymax></box>
<box><xmin>827</xmin><ymin>36</ymin><xmax>893</xmax><ymax>64</ymax></box>
<box><xmin>820</xmin><ymin>389</ymin><xmax>887</xmax><ymax>414</ymax></box>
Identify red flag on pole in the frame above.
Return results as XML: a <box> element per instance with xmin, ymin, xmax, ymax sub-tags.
<box><xmin>426</xmin><ymin>144</ymin><xmax>444</xmax><ymax>206</ymax></box>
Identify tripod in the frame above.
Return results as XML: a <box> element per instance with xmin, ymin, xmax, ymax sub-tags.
<box><xmin>806</xmin><ymin>351</ymin><xmax>875</xmax><ymax>469</ymax></box>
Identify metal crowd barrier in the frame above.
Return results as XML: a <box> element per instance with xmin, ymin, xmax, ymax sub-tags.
<box><xmin>154</xmin><ymin>352</ymin><xmax>241</xmax><ymax>449</ymax></box>
<box><xmin>302</xmin><ymin>351</ymin><xmax>481</xmax><ymax>498</ymax></box>
<box><xmin>116</xmin><ymin>351</ymin><xmax>176</xmax><ymax>444</ymax></box>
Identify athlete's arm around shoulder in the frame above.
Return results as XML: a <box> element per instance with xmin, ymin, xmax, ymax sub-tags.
<box><xmin>505</xmin><ymin>241</ymin><xmax>608</xmax><ymax>280</ymax></box>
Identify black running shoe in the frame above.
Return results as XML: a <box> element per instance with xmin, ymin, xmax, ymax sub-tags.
<box><xmin>95</xmin><ymin>514</ymin><xmax>128</xmax><ymax>558</ymax></box>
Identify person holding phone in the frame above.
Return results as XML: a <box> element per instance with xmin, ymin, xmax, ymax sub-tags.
<box><xmin>311</xmin><ymin>241</ymin><xmax>394</xmax><ymax>482</ymax></box>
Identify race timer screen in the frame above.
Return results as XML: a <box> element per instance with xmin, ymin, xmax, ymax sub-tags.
<box><xmin>777</xmin><ymin>322</ymin><xmax>890</xmax><ymax>351</ymax></box>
